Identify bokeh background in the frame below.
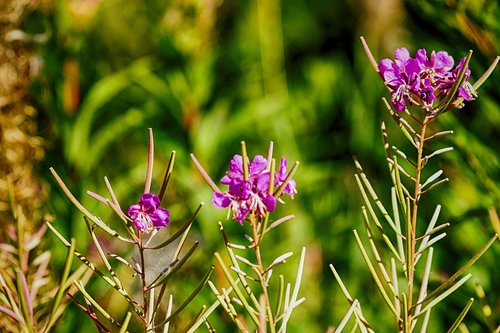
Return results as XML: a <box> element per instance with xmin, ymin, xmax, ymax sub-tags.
<box><xmin>1</xmin><ymin>0</ymin><xmax>498</xmax><ymax>331</ymax></box>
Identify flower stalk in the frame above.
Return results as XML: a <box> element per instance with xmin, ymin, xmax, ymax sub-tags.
<box><xmin>331</xmin><ymin>37</ymin><xmax>499</xmax><ymax>332</ymax></box>
<box><xmin>192</xmin><ymin>142</ymin><xmax>303</xmax><ymax>332</ymax></box>
<box><xmin>48</xmin><ymin>129</ymin><xmax>211</xmax><ymax>331</ymax></box>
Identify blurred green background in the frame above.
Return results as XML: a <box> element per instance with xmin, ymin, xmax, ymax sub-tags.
<box><xmin>6</xmin><ymin>0</ymin><xmax>499</xmax><ymax>331</ymax></box>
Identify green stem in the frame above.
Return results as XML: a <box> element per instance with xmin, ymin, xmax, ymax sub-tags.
<box><xmin>252</xmin><ymin>217</ymin><xmax>276</xmax><ymax>333</ymax></box>
<box><xmin>407</xmin><ymin>116</ymin><xmax>430</xmax><ymax>330</ymax></box>
<box><xmin>139</xmin><ymin>233</ymin><xmax>149</xmax><ymax>329</ymax></box>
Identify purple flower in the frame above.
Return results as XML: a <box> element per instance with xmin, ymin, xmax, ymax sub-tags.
<box><xmin>378</xmin><ymin>48</ymin><xmax>421</xmax><ymax>112</ymax></box>
<box><xmin>128</xmin><ymin>193</ymin><xmax>170</xmax><ymax>233</ymax></box>
<box><xmin>416</xmin><ymin>49</ymin><xmax>454</xmax><ymax>74</ymax></box>
<box><xmin>212</xmin><ymin>154</ymin><xmax>296</xmax><ymax>224</ymax></box>
<box><xmin>446</xmin><ymin>57</ymin><xmax>477</xmax><ymax>101</ymax></box>
<box><xmin>378</xmin><ymin>47</ymin><xmax>476</xmax><ymax>113</ymax></box>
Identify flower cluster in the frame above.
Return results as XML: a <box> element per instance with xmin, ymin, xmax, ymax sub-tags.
<box><xmin>378</xmin><ymin>48</ymin><xmax>477</xmax><ymax>112</ymax></box>
<box><xmin>213</xmin><ymin>155</ymin><xmax>297</xmax><ymax>224</ymax></box>
<box><xmin>128</xmin><ymin>193</ymin><xmax>170</xmax><ymax>233</ymax></box>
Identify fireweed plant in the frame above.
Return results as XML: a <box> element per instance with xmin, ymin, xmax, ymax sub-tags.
<box><xmin>190</xmin><ymin>142</ymin><xmax>304</xmax><ymax>332</ymax></box>
<box><xmin>329</xmin><ymin>37</ymin><xmax>499</xmax><ymax>332</ymax></box>
<box><xmin>47</xmin><ymin>129</ymin><xmax>213</xmax><ymax>332</ymax></box>
<box><xmin>0</xmin><ymin>185</ymin><xmax>90</xmax><ymax>333</ymax></box>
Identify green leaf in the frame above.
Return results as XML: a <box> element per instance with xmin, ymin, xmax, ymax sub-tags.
<box><xmin>44</xmin><ymin>239</ymin><xmax>76</xmax><ymax>332</ymax></box>
<box><xmin>153</xmin><ymin>266</ymin><xmax>214</xmax><ymax>329</ymax></box>
<box><xmin>215</xmin><ymin>252</ymin><xmax>260</xmax><ymax>326</ymax></box>
<box><xmin>416</xmin><ymin>274</ymin><xmax>472</xmax><ymax>318</ymax></box>
<box><xmin>421</xmin><ymin>234</ymin><xmax>498</xmax><ymax>306</ymax></box>
<box><xmin>118</xmin><ymin>312</ymin><xmax>132</xmax><ymax>333</ymax></box>
<box><xmin>49</xmin><ymin>168</ymin><xmax>134</xmax><ymax>243</ymax></box>
<box><xmin>352</xmin><ymin>230</ymin><xmax>400</xmax><ymax>318</ymax></box>
<box><xmin>446</xmin><ymin>298</ymin><xmax>474</xmax><ymax>333</ymax></box>
<box><xmin>148</xmin><ymin>241</ymin><xmax>199</xmax><ymax>290</ymax></box>
<box><xmin>158</xmin><ymin>151</ymin><xmax>176</xmax><ymax>203</ymax></box>
<box><xmin>74</xmin><ymin>280</ymin><xmax>121</xmax><ymax>328</ymax></box>
<box><xmin>147</xmin><ymin>203</ymin><xmax>203</xmax><ymax>250</ymax></box>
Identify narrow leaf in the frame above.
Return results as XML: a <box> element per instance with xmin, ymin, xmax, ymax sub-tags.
<box><xmin>144</xmin><ymin>128</ymin><xmax>154</xmax><ymax>193</ymax></box>
<box><xmin>74</xmin><ymin>280</ymin><xmax>121</xmax><ymax>327</ymax></box>
<box><xmin>416</xmin><ymin>274</ymin><xmax>472</xmax><ymax>317</ymax></box>
<box><xmin>147</xmin><ymin>203</ymin><xmax>203</xmax><ymax>250</ymax></box>
<box><xmin>336</xmin><ymin>299</ymin><xmax>359</xmax><ymax>332</ymax></box>
<box><xmin>353</xmin><ymin>230</ymin><xmax>399</xmax><ymax>318</ymax></box>
<box><xmin>447</xmin><ymin>298</ymin><xmax>474</xmax><ymax>333</ymax></box>
<box><xmin>49</xmin><ymin>168</ymin><xmax>134</xmax><ymax>243</ymax></box>
<box><xmin>44</xmin><ymin>239</ymin><xmax>76</xmax><ymax>332</ymax></box>
<box><xmin>153</xmin><ymin>266</ymin><xmax>214</xmax><ymax>329</ymax></box>
<box><xmin>158</xmin><ymin>151</ymin><xmax>176</xmax><ymax>202</ymax></box>
<box><xmin>119</xmin><ymin>312</ymin><xmax>132</xmax><ymax>333</ymax></box>
<box><xmin>215</xmin><ymin>252</ymin><xmax>259</xmax><ymax>325</ymax></box>
<box><xmin>422</xmin><ymin>234</ymin><xmax>498</xmax><ymax>305</ymax></box>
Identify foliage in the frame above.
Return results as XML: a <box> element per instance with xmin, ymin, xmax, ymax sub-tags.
<box><xmin>1</xmin><ymin>0</ymin><xmax>498</xmax><ymax>331</ymax></box>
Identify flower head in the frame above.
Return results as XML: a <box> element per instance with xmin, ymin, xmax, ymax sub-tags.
<box><xmin>378</xmin><ymin>47</ymin><xmax>475</xmax><ymax>113</ymax></box>
<box><xmin>378</xmin><ymin>48</ymin><xmax>422</xmax><ymax>112</ymax></box>
<box><xmin>128</xmin><ymin>193</ymin><xmax>170</xmax><ymax>233</ymax></box>
<box><xmin>212</xmin><ymin>154</ymin><xmax>296</xmax><ymax>224</ymax></box>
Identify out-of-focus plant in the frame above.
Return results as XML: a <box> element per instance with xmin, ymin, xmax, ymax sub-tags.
<box><xmin>0</xmin><ymin>185</ymin><xmax>88</xmax><ymax>332</ymax></box>
<box><xmin>48</xmin><ymin>129</ymin><xmax>212</xmax><ymax>331</ymax></box>
<box><xmin>190</xmin><ymin>142</ymin><xmax>304</xmax><ymax>332</ymax></box>
<box><xmin>329</xmin><ymin>37</ymin><xmax>499</xmax><ymax>332</ymax></box>
<box><xmin>0</xmin><ymin>0</ymin><xmax>48</xmax><ymax>231</ymax></box>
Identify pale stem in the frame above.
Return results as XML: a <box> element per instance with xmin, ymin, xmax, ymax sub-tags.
<box><xmin>407</xmin><ymin>116</ymin><xmax>431</xmax><ymax>330</ymax></box>
<box><xmin>252</xmin><ymin>216</ymin><xmax>276</xmax><ymax>333</ymax></box>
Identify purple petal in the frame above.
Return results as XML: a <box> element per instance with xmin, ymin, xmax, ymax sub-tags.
<box><xmin>275</xmin><ymin>157</ymin><xmax>285</xmax><ymax>180</ymax></box>
<box><xmin>229</xmin><ymin>180</ymin><xmax>252</xmax><ymax>199</ymax></box>
<box><xmin>212</xmin><ymin>192</ymin><xmax>231</xmax><ymax>208</ymax></box>
<box><xmin>261</xmin><ymin>194</ymin><xmax>276</xmax><ymax>212</ymax></box>
<box><xmin>378</xmin><ymin>59</ymin><xmax>401</xmax><ymax>88</ymax></box>
<box><xmin>234</xmin><ymin>205</ymin><xmax>249</xmax><ymax>224</ymax></box>
<box><xmin>140</xmin><ymin>193</ymin><xmax>160</xmax><ymax>213</ymax></box>
<box><xmin>256</xmin><ymin>172</ymin><xmax>270</xmax><ymax>193</ymax></box>
<box><xmin>133</xmin><ymin>214</ymin><xmax>149</xmax><ymax>232</ymax></box>
<box><xmin>415</xmin><ymin>48</ymin><xmax>428</xmax><ymax>68</ymax></box>
<box><xmin>150</xmin><ymin>208</ymin><xmax>170</xmax><ymax>228</ymax></box>
<box><xmin>249</xmin><ymin>155</ymin><xmax>268</xmax><ymax>175</ymax></box>
<box><xmin>390</xmin><ymin>92</ymin><xmax>406</xmax><ymax>112</ymax></box>
<box><xmin>228</xmin><ymin>155</ymin><xmax>244</xmax><ymax>174</ymax></box>
<box><xmin>378</xmin><ymin>58</ymin><xmax>394</xmax><ymax>75</ymax></box>
<box><xmin>220</xmin><ymin>174</ymin><xmax>232</xmax><ymax>185</ymax></box>
<box><xmin>127</xmin><ymin>204</ymin><xmax>141</xmax><ymax>219</ymax></box>
<box><xmin>404</xmin><ymin>59</ymin><xmax>421</xmax><ymax>77</ymax></box>
<box><xmin>394</xmin><ymin>48</ymin><xmax>411</xmax><ymax>65</ymax></box>
<box><xmin>432</xmin><ymin>51</ymin><xmax>454</xmax><ymax>71</ymax></box>
<box><xmin>283</xmin><ymin>179</ymin><xmax>297</xmax><ymax>198</ymax></box>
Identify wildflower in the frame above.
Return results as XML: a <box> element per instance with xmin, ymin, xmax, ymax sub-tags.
<box><xmin>378</xmin><ymin>47</ymin><xmax>475</xmax><ymax>112</ymax></box>
<box><xmin>128</xmin><ymin>193</ymin><xmax>170</xmax><ymax>233</ymax></box>
<box><xmin>378</xmin><ymin>48</ymin><xmax>421</xmax><ymax>112</ymax></box>
<box><xmin>213</xmin><ymin>154</ymin><xmax>295</xmax><ymax>224</ymax></box>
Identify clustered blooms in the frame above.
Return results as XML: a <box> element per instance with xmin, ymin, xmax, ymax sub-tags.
<box><xmin>378</xmin><ymin>48</ymin><xmax>477</xmax><ymax>112</ymax></box>
<box><xmin>213</xmin><ymin>155</ymin><xmax>297</xmax><ymax>224</ymax></box>
<box><xmin>128</xmin><ymin>193</ymin><xmax>170</xmax><ymax>233</ymax></box>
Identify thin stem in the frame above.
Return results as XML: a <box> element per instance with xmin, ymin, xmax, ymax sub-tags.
<box><xmin>252</xmin><ymin>217</ymin><xmax>276</xmax><ymax>332</ymax></box>
<box><xmin>407</xmin><ymin>116</ymin><xmax>431</xmax><ymax>330</ymax></box>
<box><xmin>139</xmin><ymin>233</ymin><xmax>148</xmax><ymax>324</ymax></box>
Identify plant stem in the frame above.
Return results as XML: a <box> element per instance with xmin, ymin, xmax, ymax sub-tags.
<box><xmin>407</xmin><ymin>116</ymin><xmax>430</xmax><ymax>330</ymax></box>
<box><xmin>138</xmin><ymin>233</ymin><xmax>150</xmax><ymax>331</ymax></box>
<box><xmin>253</xmin><ymin>217</ymin><xmax>276</xmax><ymax>333</ymax></box>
